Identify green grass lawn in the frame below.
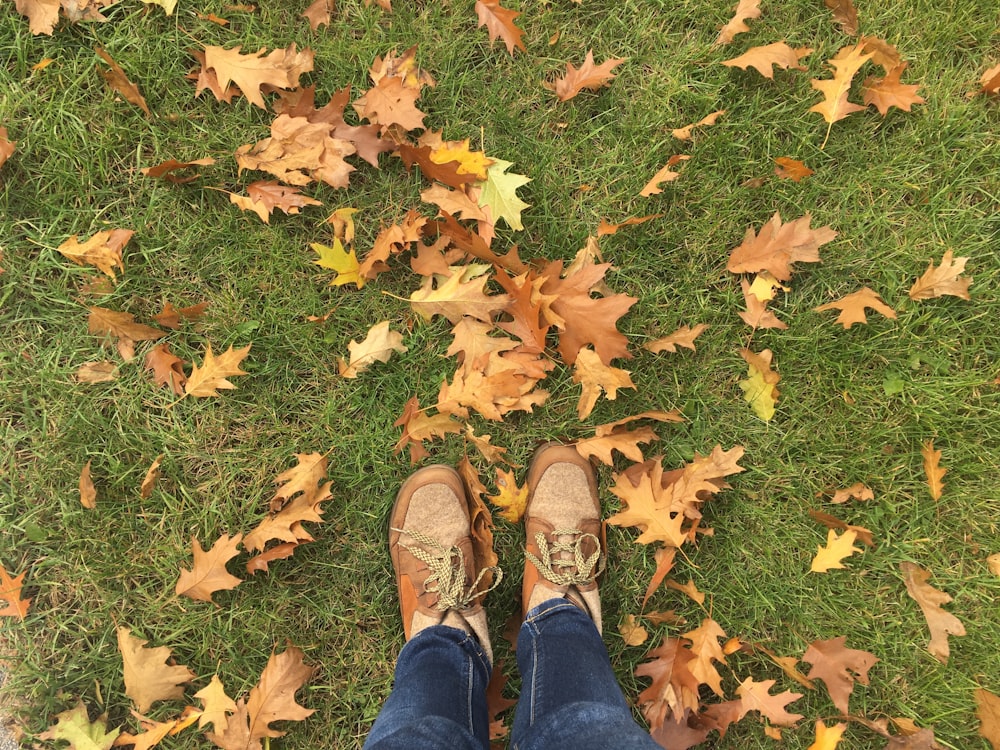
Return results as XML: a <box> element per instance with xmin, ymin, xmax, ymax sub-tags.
<box><xmin>1</xmin><ymin>0</ymin><xmax>998</xmax><ymax>748</ymax></box>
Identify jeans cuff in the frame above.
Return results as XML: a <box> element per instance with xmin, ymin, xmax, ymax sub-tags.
<box><xmin>404</xmin><ymin>624</ymin><xmax>492</xmax><ymax>673</ymax></box>
<box><xmin>523</xmin><ymin>597</ymin><xmax>584</xmax><ymax>624</ymax></box>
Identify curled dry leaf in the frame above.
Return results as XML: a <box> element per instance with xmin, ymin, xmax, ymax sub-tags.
<box><xmin>715</xmin><ymin>0</ymin><xmax>761</xmax><ymax>46</ymax></box>
<box><xmin>76</xmin><ymin>361</ymin><xmax>118</xmax><ymax>383</ymax></box>
<box><xmin>79</xmin><ymin>460</ymin><xmax>97</xmax><ymax>509</ymax></box>
<box><xmin>830</xmin><ymin>482</ymin><xmax>874</xmax><ymax>503</ymax></box>
<box><xmin>140</xmin><ymin>454</ymin><xmax>162</xmax><ymax>499</ymax></box>
<box><xmin>95</xmin><ymin>47</ymin><xmax>150</xmax><ymax>117</ymax></box>
<box><xmin>549</xmin><ymin>50</ymin><xmax>626</xmax><ymax>102</ymax></box>
<box><xmin>908</xmin><ymin>250</ymin><xmax>971</xmax><ymax>300</ymax></box>
<box><xmin>900</xmin><ymin>561</ymin><xmax>966</xmax><ymax>663</ymax></box>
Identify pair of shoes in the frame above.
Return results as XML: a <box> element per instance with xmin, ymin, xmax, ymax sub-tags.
<box><xmin>388</xmin><ymin>444</ymin><xmax>606</xmax><ymax>665</ymax></box>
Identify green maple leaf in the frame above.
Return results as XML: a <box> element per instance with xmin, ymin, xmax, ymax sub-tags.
<box><xmin>477</xmin><ymin>159</ymin><xmax>531</xmax><ymax>230</ymax></box>
<box><xmin>311</xmin><ymin>238</ymin><xmax>363</xmax><ymax>288</ymax></box>
<box><xmin>38</xmin><ymin>700</ymin><xmax>120</xmax><ymax>750</ymax></box>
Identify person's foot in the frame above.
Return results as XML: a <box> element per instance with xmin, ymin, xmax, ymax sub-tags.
<box><xmin>389</xmin><ymin>465</ymin><xmax>500</xmax><ymax>663</ymax></box>
<box><xmin>522</xmin><ymin>444</ymin><xmax>606</xmax><ymax>632</ymax></box>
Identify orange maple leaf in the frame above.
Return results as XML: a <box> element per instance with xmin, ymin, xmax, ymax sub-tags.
<box><xmin>550</xmin><ymin>50</ymin><xmax>626</xmax><ymax>102</ymax></box>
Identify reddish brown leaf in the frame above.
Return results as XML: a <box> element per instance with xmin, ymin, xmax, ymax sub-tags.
<box><xmin>636</xmin><ymin>637</ymin><xmax>701</xmax><ymax>727</ymax></box>
<box><xmin>862</xmin><ymin>63</ymin><xmax>925</xmax><ymax>115</ymax></box>
<box><xmin>824</xmin><ymin>0</ymin><xmax>859</xmax><ymax>35</ymax></box>
<box><xmin>95</xmin><ymin>47</ymin><xmax>150</xmax><ymax>117</ymax></box>
<box><xmin>301</xmin><ymin>0</ymin><xmax>333</xmax><ymax>29</ymax></box>
<box><xmin>88</xmin><ymin>306</ymin><xmax>164</xmax><ymax>343</ymax></box>
<box><xmin>144</xmin><ymin>343</ymin><xmax>187</xmax><ymax>396</ymax></box>
<box><xmin>154</xmin><ymin>301</ymin><xmax>209</xmax><ymax>329</ymax></box>
<box><xmin>141</xmin><ymin>157</ymin><xmax>216</xmax><ymax>183</ymax></box>
<box><xmin>727</xmin><ymin>212</ymin><xmax>837</xmax><ymax>281</ymax></box>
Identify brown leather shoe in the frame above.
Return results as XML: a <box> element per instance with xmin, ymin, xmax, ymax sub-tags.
<box><xmin>522</xmin><ymin>443</ymin><xmax>606</xmax><ymax>631</ymax></box>
<box><xmin>389</xmin><ymin>465</ymin><xmax>500</xmax><ymax>662</ymax></box>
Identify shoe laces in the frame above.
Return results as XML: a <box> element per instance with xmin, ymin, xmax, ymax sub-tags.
<box><xmin>394</xmin><ymin>528</ymin><xmax>502</xmax><ymax>611</ymax></box>
<box><xmin>526</xmin><ymin>529</ymin><xmax>606</xmax><ymax>587</ymax></box>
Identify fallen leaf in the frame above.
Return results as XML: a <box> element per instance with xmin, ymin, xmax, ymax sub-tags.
<box><xmin>810</xmin><ymin>529</ymin><xmax>862</xmax><ymax>572</ymax></box>
<box><xmin>114</xmin><ymin>710</ymin><xmax>177</xmax><ymax>750</ymax></box>
<box><xmin>183</xmin><ymin>343</ymin><xmax>251</xmax><ymax>398</ymax></box>
<box><xmin>175</xmin><ymin>533</ymin><xmax>244</xmax><ymax>604</ymax></box>
<box><xmin>144</xmin><ymin>343</ymin><xmax>187</xmax><ymax>396</ymax></box>
<box><xmin>620</xmin><ymin>614</ymin><xmax>649</xmax><ymax>646</ymax></box>
<box><xmin>201</xmin><ymin>44</ymin><xmax>314</xmax><ymax>109</ymax></box>
<box><xmin>58</xmin><ymin>230</ymin><xmax>133</xmax><ymax>280</ymax></box>
<box><xmin>775</xmin><ymin>156</ymin><xmax>814</xmax><ymax>181</ymax></box>
<box><xmin>641</xmin><ymin>546</ymin><xmax>677</xmax><ymax>609</ymax></box>
<box><xmin>814</xmin><ymin>287</ymin><xmax>897</xmax><ymax>328</ymax></box>
<box><xmin>0</xmin><ymin>126</ymin><xmax>15</xmax><ymax>168</ymax></box>
<box><xmin>830</xmin><ymin>482</ymin><xmax>874</xmax><ymax>503</ymax></box>
<box><xmin>640</xmin><ymin>155</ymin><xmax>690</xmax><ymax>196</ymax></box>
<box><xmin>975</xmin><ymin>688</ymin><xmax>1000</xmax><ymax>750</ymax></box>
<box><xmin>393</xmin><ymin>396</ymin><xmax>463</xmax><ymax>464</ymax></box>
<box><xmin>140</xmin><ymin>455</ymin><xmax>162</xmax><ymax>499</ymax></box>
<box><xmin>229</xmin><ymin>181</ymin><xmax>322</xmax><ymax>223</ymax></box>
<box><xmin>79</xmin><ymin>460</ymin><xmax>97</xmax><ymax>508</ymax></box>
<box><xmin>727</xmin><ymin>211</ymin><xmax>837</xmax><ymax>281</ymax></box>
<box><xmin>37</xmin><ymin>701</ymin><xmax>119</xmax><ymax>749</ymax></box>
<box><xmin>0</xmin><ymin>564</ymin><xmax>31</xmax><ymax>619</ymax></box>
<box><xmin>117</xmin><ymin>626</ymin><xmax>195</xmax><ymax>713</ymax></box>
<box><xmin>739</xmin><ymin>348</ymin><xmax>780</xmax><ymax>422</ymax></box>
<box><xmin>338</xmin><ymin>321</ymin><xmax>407</xmax><ymax>378</ymax></box>
<box><xmin>88</xmin><ymin>306</ymin><xmax>164</xmax><ymax>344</ymax></box>
<box><xmin>671</xmin><ymin>110</ymin><xmax>725</xmax><ymax>140</ymax></box>
<box><xmin>572</xmin><ymin>346</ymin><xmax>635</xmax><ymax>420</ymax></box>
<box><xmin>477</xmin><ymin>158</ymin><xmax>531</xmax><ymax>230</ymax></box>
<box><xmin>739</xmin><ymin>278</ymin><xmax>787</xmax><ymax>330</ymax></box>
<box><xmin>635</xmin><ymin>637</ymin><xmax>702</xmax><ymax>727</ymax></box>
<box><xmin>475</xmin><ymin>0</ymin><xmax>525</xmax><ymax>56</ymax></box>
<box><xmin>736</xmin><ymin>677</ymin><xmax>804</xmax><ymax>727</ymax></box>
<box><xmin>410</xmin><ymin>266</ymin><xmax>509</xmax><ymax>324</ymax></box>
<box><xmin>908</xmin><ymin>250</ymin><xmax>971</xmax><ymax>300</ymax></box>
<box><xmin>802</xmin><ymin>636</ymin><xmax>878</xmax><ymax>713</ymax></box>
<box><xmin>597</xmin><ymin>213</ymin><xmax>662</xmax><ymax>235</ymax></box>
<box><xmin>900</xmin><ymin>561</ymin><xmax>966</xmax><ymax>663</ymax></box>
<box><xmin>715</xmin><ymin>0</ymin><xmax>761</xmax><ymax>45</ymax></box>
<box><xmin>809</xmin><ymin>720</ymin><xmax>848</xmax><ymax>750</ymax></box>
<box><xmin>353</xmin><ymin>74</ymin><xmax>427</xmax><ymax>132</ymax></box>
<box><xmin>810</xmin><ymin>43</ymin><xmax>876</xmax><ymax>142</ymax></box>
<box><xmin>574</xmin><ymin>425</ymin><xmax>660</xmax><ymax>466</ymax></box>
<box><xmin>154</xmin><ymin>301</ymin><xmax>209</xmax><ymax>330</ymax></box>
<box><xmin>95</xmin><ymin>47</ymin><xmax>150</xmax><ymax>117</ymax></box>
<box><xmin>301</xmin><ymin>0</ymin><xmax>333</xmax><ymax>29</ymax></box>
<box><xmin>824</xmin><ymin>0</ymin><xmax>859</xmax><ymax>35</ymax></box>
<box><xmin>140</xmin><ymin>0</ymin><xmax>175</xmax><ymax>14</ymax></box>
<box><xmin>488</xmin><ymin>468</ymin><xmax>528</xmax><ymax>522</ymax></box>
<box><xmin>195</xmin><ymin>675</ymin><xmax>237</xmax><ymax>732</ymax></box>
<box><xmin>76</xmin><ymin>361</ymin><xmax>118</xmax><ymax>383</ymax></box>
<box><xmin>550</xmin><ymin>49</ymin><xmax>626</xmax><ymax>102</ymax></box>
<box><xmin>644</xmin><ymin>323</ymin><xmax>708</xmax><ymax>353</ymax></box>
<box><xmin>987</xmin><ymin>553</ymin><xmax>1000</xmax><ymax>577</ymax></box>
<box><xmin>722</xmin><ymin>43</ymin><xmax>812</xmax><ymax>78</ymax></box>
<box><xmin>921</xmin><ymin>440</ymin><xmax>946</xmax><ymax>501</ymax></box>
<box><xmin>665</xmin><ymin>578</ymin><xmax>705</xmax><ymax>605</ymax></box>
<box><xmin>485</xmin><ymin>661</ymin><xmax>517</xmax><ymax>740</ymax></box>
<box><xmin>683</xmin><ymin>618</ymin><xmax>727</xmax><ymax>696</ymax></box>
<box><xmin>979</xmin><ymin>63</ymin><xmax>1000</xmax><ymax>96</ymax></box>
<box><xmin>808</xmin><ymin>509</ymin><xmax>876</xmax><ymax>547</ymax></box>
<box><xmin>862</xmin><ymin>63</ymin><xmax>925</xmax><ymax>115</ymax></box>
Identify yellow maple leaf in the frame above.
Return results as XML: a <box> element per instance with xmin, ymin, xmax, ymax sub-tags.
<box><xmin>488</xmin><ymin>468</ymin><xmax>528</xmax><ymax>522</ymax></box>
<box><xmin>430</xmin><ymin>139</ymin><xmax>494</xmax><ymax>181</ymax></box>
<box><xmin>312</xmin><ymin>238</ymin><xmax>363</xmax><ymax>288</ymax></box>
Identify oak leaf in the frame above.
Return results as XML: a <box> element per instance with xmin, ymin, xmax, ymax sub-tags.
<box><xmin>488</xmin><ymin>468</ymin><xmax>528</xmax><ymax>522</ymax></box>
<box><xmin>421</xmin><ymin>184</ymin><xmax>488</xmax><ymax>223</ymax></box>
<box><xmin>0</xmin><ymin>564</ymin><xmax>31</xmax><ymax>619</ymax></box>
<box><xmin>683</xmin><ymin>618</ymin><xmax>727</xmax><ymax>696</ymax></box>
<box><xmin>641</xmin><ymin>546</ymin><xmax>676</xmax><ymax>609</ymax></box>
<box><xmin>140</xmin><ymin>455</ymin><xmax>162</xmax><ymax>499</ymax></box>
<box><xmin>352</xmin><ymin>75</ymin><xmax>426</xmax><ymax>131</ymax></box>
<box><xmin>596</xmin><ymin>213</ymin><xmax>662</xmax><ymax>235</ymax></box>
<box><xmin>908</xmin><ymin>250</ymin><xmax>971</xmax><ymax>300</ymax></box>
<box><xmin>37</xmin><ymin>700</ymin><xmax>120</xmax><ymax>750</ymax></box>
<box><xmin>88</xmin><ymin>307</ymin><xmax>164</xmax><ymax>344</ymax></box>
<box><xmin>639</xmin><ymin>154</ymin><xmax>690</xmax><ymax>196</ymax></box>
<box><xmin>644</xmin><ymin>323</ymin><xmax>708</xmax><ymax>353</ymax></box>
<box><xmin>921</xmin><ymin>440</ymin><xmax>946</xmax><ymax>500</ymax></box>
<box><xmin>338</xmin><ymin>321</ymin><xmax>407</xmax><ymax>378</ymax></box>
<box><xmin>862</xmin><ymin>63</ymin><xmax>925</xmax><ymax>115</ymax></box>
<box><xmin>665</xmin><ymin>578</ymin><xmax>705</xmax><ymax>605</ymax></box>
<box><xmin>979</xmin><ymin>63</ymin><xmax>1000</xmax><ymax>96</ymax></box>
<box><xmin>235</xmin><ymin>114</ymin><xmax>356</xmax><ymax>190</ymax></box>
<box><xmin>494</xmin><ymin>268</ymin><xmax>553</xmax><ymax>353</ymax></box>
<box><xmin>184</xmin><ymin>344</ymin><xmax>250</xmax><ymax>398</ymax></box>
<box><xmin>301</xmin><ymin>0</ymin><xmax>333</xmax><ymax>29</ymax></box>
<box><xmin>58</xmin><ymin>230</ymin><xmax>133</xmax><ymax>280</ymax></box>
<box><xmin>574</xmin><ymin>425</ymin><xmax>659</xmax><ymax>466</ymax></box>
<box><xmin>736</xmin><ymin>677</ymin><xmax>804</xmax><ymax>726</ymax></box>
<box><xmin>475</xmin><ymin>0</ymin><xmax>525</xmax><ymax>56</ymax></box>
<box><xmin>739</xmin><ymin>278</ymin><xmax>787</xmax><ymax>330</ymax></box>
<box><xmin>775</xmin><ymin>157</ymin><xmax>814</xmax><ymax>181</ymax></box>
<box><xmin>429</xmin><ymin>139</ymin><xmax>493</xmax><ymax>181</ymax></box>
<box><xmin>76</xmin><ymin>361</ymin><xmax>118</xmax><ymax>383</ymax></box>
<box><xmin>809</xmin><ymin>509</ymin><xmax>875</xmax><ymax>547</ymax></box>
<box><xmin>815</xmin><ymin>286</ymin><xmax>897</xmax><ymax>328</ymax></box>
<box><xmin>141</xmin><ymin>157</ymin><xmax>215</xmax><ymax>183</ymax></box>
<box><xmin>810</xmin><ymin>44</ymin><xmax>875</xmax><ymax>131</ymax></box>
<box><xmin>830</xmin><ymin>482</ymin><xmax>874</xmax><ymax>503</ymax></box>
<box><xmin>464</xmin><ymin>424</ymin><xmax>512</xmax><ymax>466</ymax></box>
<box><xmin>144</xmin><ymin>343</ymin><xmax>187</xmax><ymax>396</ymax></box>
<box><xmin>117</xmin><ymin>627</ymin><xmax>195</xmax><ymax>713</ymax></box>
<box><xmin>635</xmin><ymin>637</ymin><xmax>701</xmax><ymax>727</ymax></box>
<box><xmin>477</xmin><ymin>159</ymin><xmax>531</xmax><ymax>230</ymax></box>
<box><xmin>229</xmin><ymin>181</ymin><xmax>322</xmax><ymax>223</ymax></box>
<box><xmin>411</xmin><ymin>266</ymin><xmax>509</xmax><ymax>324</ymax></box>
<box><xmin>195</xmin><ymin>675</ymin><xmax>237</xmax><ymax>732</ymax></box>
<box><xmin>95</xmin><ymin>47</ymin><xmax>150</xmax><ymax>117</ymax></box>
<box><xmin>901</xmin><ymin>561</ymin><xmax>965</xmax><ymax>663</ymax></box>
<box><xmin>79</xmin><ymin>460</ymin><xmax>97</xmax><ymax>509</ymax></box>
<box><xmin>824</xmin><ymin>0</ymin><xmax>859</xmax><ymax>35</ymax></box>
<box><xmin>457</xmin><ymin>456</ymin><xmax>500</xmax><ymax>590</ymax></box>
<box><xmin>607</xmin><ymin>463</ymin><xmax>688</xmax><ymax>547</ymax></box>
<box><xmin>393</xmin><ymin>397</ymin><xmax>463</xmax><ymax>463</ymax></box>
<box><xmin>550</xmin><ymin>50</ymin><xmax>626</xmax><ymax>102</ymax></box>
<box><xmin>175</xmin><ymin>533</ymin><xmax>244</xmax><ymax>603</ymax></box>
<box><xmin>572</xmin><ymin>346</ymin><xmax>635</xmax><ymax>420</ymax></box>
<box><xmin>727</xmin><ymin>212</ymin><xmax>837</xmax><ymax>281</ymax></box>
<box><xmin>715</xmin><ymin>0</ymin><xmax>761</xmax><ymax>46</ymax></box>
<box><xmin>154</xmin><ymin>301</ymin><xmax>209</xmax><ymax>329</ymax></box>
<box><xmin>0</xmin><ymin>126</ymin><xmax>15</xmax><ymax>168</ymax></box>
<box><xmin>975</xmin><ymin>688</ymin><xmax>1000</xmax><ymax>750</ymax></box>
<box><xmin>202</xmin><ymin>44</ymin><xmax>314</xmax><ymax>109</ymax></box>
<box><xmin>809</xmin><ymin>720</ymin><xmax>848</xmax><ymax>750</ymax></box>
<box><xmin>671</xmin><ymin>110</ymin><xmax>725</xmax><ymax>140</ymax></box>
<box><xmin>619</xmin><ymin>614</ymin><xmax>649</xmax><ymax>646</ymax></box>
<box><xmin>114</xmin><ymin>711</ymin><xmax>177</xmax><ymax>750</ymax></box>
<box><xmin>739</xmin><ymin>348</ymin><xmax>780</xmax><ymax>422</ymax></box>
<box><xmin>810</xmin><ymin>529</ymin><xmax>862</xmax><ymax>572</ymax></box>
<box><xmin>802</xmin><ymin>636</ymin><xmax>878</xmax><ymax>713</ymax></box>
<box><xmin>722</xmin><ymin>43</ymin><xmax>812</xmax><ymax>79</ymax></box>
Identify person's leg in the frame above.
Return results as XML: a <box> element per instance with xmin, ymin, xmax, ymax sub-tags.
<box><xmin>510</xmin><ymin>599</ymin><xmax>660</xmax><ymax>750</ymax></box>
<box><xmin>364</xmin><ymin>465</ymin><xmax>501</xmax><ymax>750</ymax></box>
<box><xmin>511</xmin><ymin>444</ymin><xmax>659</xmax><ymax>750</ymax></box>
<box><xmin>364</xmin><ymin>624</ymin><xmax>491</xmax><ymax>750</ymax></box>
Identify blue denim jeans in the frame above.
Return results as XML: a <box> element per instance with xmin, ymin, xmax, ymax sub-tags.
<box><xmin>365</xmin><ymin>598</ymin><xmax>661</xmax><ymax>750</ymax></box>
